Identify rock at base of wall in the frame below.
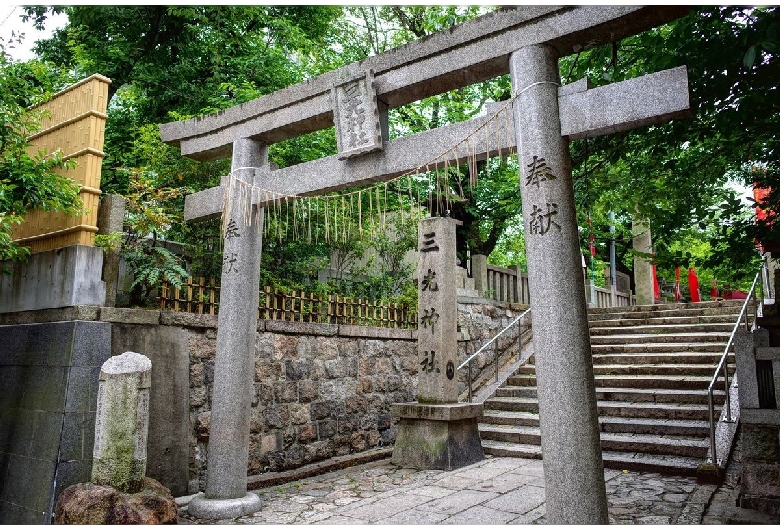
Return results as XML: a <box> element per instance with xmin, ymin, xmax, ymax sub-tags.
<box><xmin>54</xmin><ymin>477</ymin><xmax>178</xmax><ymax>524</ymax></box>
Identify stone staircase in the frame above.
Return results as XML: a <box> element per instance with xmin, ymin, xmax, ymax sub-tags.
<box><xmin>478</xmin><ymin>300</ymin><xmax>748</xmax><ymax>476</ymax></box>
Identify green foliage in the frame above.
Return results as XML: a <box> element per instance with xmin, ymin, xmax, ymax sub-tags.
<box><xmin>123</xmin><ymin>244</ymin><xmax>188</xmax><ymax>297</ymax></box>
<box><xmin>563</xmin><ymin>6</ymin><xmax>779</xmax><ymax>288</ymax></box>
<box><xmin>94</xmin><ymin>232</ymin><xmax>123</xmax><ymax>252</ymax></box>
<box><xmin>118</xmin><ymin>169</ymin><xmax>191</xmax><ymax>306</ymax></box>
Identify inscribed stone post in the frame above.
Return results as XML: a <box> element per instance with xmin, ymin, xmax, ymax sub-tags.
<box><xmin>417</xmin><ymin>217</ymin><xmax>458</xmax><ymax>403</ymax></box>
<box><xmin>187</xmin><ymin>138</ymin><xmax>265</xmax><ymax>519</ymax></box>
<box><xmin>391</xmin><ymin>217</ymin><xmax>483</xmax><ymax>470</ymax></box>
<box><xmin>510</xmin><ymin>44</ymin><xmax>608</xmax><ymax>524</ymax></box>
<box><xmin>92</xmin><ymin>351</ymin><xmax>152</xmax><ymax>493</ymax></box>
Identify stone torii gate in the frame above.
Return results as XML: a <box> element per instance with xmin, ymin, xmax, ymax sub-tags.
<box><xmin>160</xmin><ymin>6</ymin><xmax>690</xmax><ymax>523</ymax></box>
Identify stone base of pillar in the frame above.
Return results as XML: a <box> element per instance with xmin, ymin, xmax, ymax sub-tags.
<box><xmin>391</xmin><ymin>402</ymin><xmax>484</xmax><ymax>470</ymax></box>
<box><xmin>187</xmin><ymin>492</ymin><xmax>262</xmax><ymax>520</ymax></box>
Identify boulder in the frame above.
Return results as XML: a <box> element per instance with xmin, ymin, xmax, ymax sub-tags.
<box><xmin>55</xmin><ymin>477</ymin><xmax>178</xmax><ymax>524</ymax></box>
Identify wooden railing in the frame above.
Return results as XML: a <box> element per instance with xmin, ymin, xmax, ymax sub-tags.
<box><xmin>592</xmin><ymin>285</ymin><xmax>634</xmax><ymax>308</ymax></box>
<box><xmin>472</xmin><ymin>254</ymin><xmax>634</xmax><ymax>308</ymax></box>
<box><xmin>158</xmin><ymin>279</ymin><xmax>417</xmax><ymax>329</ymax></box>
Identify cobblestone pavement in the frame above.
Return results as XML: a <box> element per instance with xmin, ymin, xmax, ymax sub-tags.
<box><xmin>178</xmin><ymin>456</ymin><xmax>724</xmax><ymax>525</ymax></box>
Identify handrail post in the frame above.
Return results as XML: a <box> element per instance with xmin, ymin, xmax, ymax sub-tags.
<box><xmin>708</xmin><ymin>388</ymin><xmax>717</xmax><ymax>465</ymax></box>
<box><xmin>724</xmin><ymin>360</ymin><xmax>732</xmax><ymax>423</ymax></box>
<box><xmin>468</xmin><ymin>360</ymin><xmax>473</xmax><ymax>403</ymax></box>
<box><xmin>494</xmin><ymin>339</ymin><xmax>499</xmax><ymax>383</ymax></box>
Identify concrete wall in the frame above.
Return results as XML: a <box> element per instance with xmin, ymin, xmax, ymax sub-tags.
<box><xmin>0</xmin><ymin>319</ymin><xmax>111</xmax><ymax>524</ymax></box>
<box><xmin>0</xmin><ymin>245</ymin><xmax>106</xmax><ymax>312</ymax></box>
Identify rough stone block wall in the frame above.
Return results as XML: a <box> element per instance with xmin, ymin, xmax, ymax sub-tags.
<box><xmin>186</xmin><ymin>323</ymin><xmax>417</xmax><ymax>493</ymax></box>
<box><xmin>0</xmin><ymin>298</ymin><xmax>524</xmax><ymax>505</ymax></box>
<box><xmin>457</xmin><ymin>299</ymin><xmax>529</xmax><ymax>397</ymax></box>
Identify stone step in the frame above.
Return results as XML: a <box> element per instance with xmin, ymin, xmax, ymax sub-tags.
<box><xmin>479</xmin><ymin>410</ymin><xmax>710</xmax><ymax>437</ymax></box>
<box><xmin>506</xmin><ymin>375</ymin><xmax>537</xmax><ymax>387</ymax></box>
<box><xmin>590</xmin><ymin>342</ymin><xmax>725</xmax><ymax>354</ymax></box>
<box><xmin>589</xmin><ymin>322</ymin><xmax>734</xmax><ymax>336</ymax></box>
<box><xmin>588</xmin><ymin>300</ymin><xmax>746</xmax><ymax>316</ymax></box>
<box><xmin>588</xmin><ymin>307</ymin><xmax>746</xmax><ymax>322</ymax></box>
<box><xmin>590</xmin><ymin>332</ymin><xmax>730</xmax><ymax>345</ymax></box>
<box><xmin>480</xmin><ymin>442</ymin><xmax>705</xmax><ymax>475</ymax></box>
<box><xmin>480</xmin><ymin>439</ymin><xmax>542</xmax><ymax>459</ymax></box>
<box><xmin>478</xmin><ymin>425</ymin><xmax>707</xmax><ymax>458</ymax></box>
<box><xmin>596</xmin><ymin>400</ymin><xmax>710</xmax><ymax>421</ymax></box>
<box><xmin>506</xmin><ymin>373</ymin><xmax>714</xmax><ymax>390</ymax></box>
<box><xmin>483</xmin><ymin>396</ymin><xmax>539</xmax><ymax>413</ymax></box>
<box><xmin>485</xmin><ymin>397</ymin><xmax>711</xmax><ymax>420</ymax></box>
<box><xmin>595</xmin><ymin>387</ymin><xmax>725</xmax><ymax>405</ymax></box>
<box><xmin>601</xmin><ymin>451</ymin><xmax>703</xmax><ymax>476</ymax></box>
<box><xmin>593</xmin><ymin>374</ymin><xmax>713</xmax><ymax>391</ymax></box>
<box><xmin>495</xmin><ymin>385</ymin><xmax>725</xmax><ymax>405</ymax></box>
<box><xmin>479</xmin><ymin>409</ymin><xmax>540</xmax><ymax>427</ymax></box>
<box><xmin>600</xmin><ymin>432</ymin><xmax>709</xmax><ymax>458</ymax></box>
<box><xmin>592</xmin><ymin>363</ymin><xmax>732</xmax><ymax>377</ymax></box>
<box><xmin>588</xmin><ymin>314</ymin><xmax>744</xmax><ymax>328</ymax></box>
<box><xmin>478</xmin><ymin>423</ymin><xmax>540</xmax><ymax>445</ymax></box>
<box><xmin>600</xmin><ymin>417</ymin><xmax>710</xmax><ymax>437</ymax></box>
<box><xmin>591</xmin><ymin>352</ymin><xmax>727</xmax><ymax>365</ymax></box>
<box><xmin>494</xmin><ymin>386</ymin><xmax>539</xmax><ymax>398</ymax></box>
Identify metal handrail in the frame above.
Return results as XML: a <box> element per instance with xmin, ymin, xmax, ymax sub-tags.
<box><xmin>706</xmin><ymin>262</ymin><xmax>767</xmax><ymax>465</ymax></box>
<box><xmin>458</xmin><ymin>308</ymin><xmax>532</xmax><ymax>402</ymax></box>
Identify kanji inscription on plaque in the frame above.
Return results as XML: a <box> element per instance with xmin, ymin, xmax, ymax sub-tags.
<box><xmin>332</xmin><ymin>71</ymin><xmax>383</xmax><ymax>159</ymax></box>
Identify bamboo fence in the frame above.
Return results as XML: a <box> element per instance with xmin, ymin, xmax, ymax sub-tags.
<box><xmin>12</xmin><ymin>74</ymin><xmax>111</xmax><ymax>253</ymax></box>
<box><xmin>158</xmin><ymin>279</ymin><xmax>417</xmax><ymax>329</ymax></box>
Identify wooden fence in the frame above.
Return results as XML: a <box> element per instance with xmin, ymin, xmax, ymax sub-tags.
<box><xmin>158</xmin><ymin>278</ymin><xmax>417</xmax><ymax>329</ymax></box>
<box><xmin>471</xmin><ymin>254</ymin><xmax>634</xmax><ymax>308</ymax></box>
<box><xmin>12</xmin><ymin>74</ymin><xmax>111</xmax><ymax>253</ymax></box>
<box><xmin>590</xmin><ymin>285</ymin><xmax>634</xmax><ymax>308</ymax></box>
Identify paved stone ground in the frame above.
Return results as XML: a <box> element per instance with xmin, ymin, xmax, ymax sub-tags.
<box><xmin>178</xmin><ymin>456</ymin><xmax>728</xmax><ymax>525</ymax></box>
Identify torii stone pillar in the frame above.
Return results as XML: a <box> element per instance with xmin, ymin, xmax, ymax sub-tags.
<box><xmin>187</xmin><ymin>138</ymin><xmax>266</xmax><ymax>519</ymax></box>
<box><xmin>510</xmin><ymin>45</ymin><xmax>608</xmax><ymax>524</ymax></box>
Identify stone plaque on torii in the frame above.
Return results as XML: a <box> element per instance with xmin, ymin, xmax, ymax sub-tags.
<box><xmin>160</xmin><ymin>6</ymin><xmax>691</xmax><ymax>523</ymax></box>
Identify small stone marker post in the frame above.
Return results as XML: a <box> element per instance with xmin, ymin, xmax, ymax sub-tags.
<box><xmin>632</xmin><ymin>215</ymin><xmax>655</xmax><ymax>305</ymax></box>
<box><xmin>92</xmin><ymin>351</ymin><xmax>152</xmax><ymax>493</ymax></box>
<box><xmin>392</xmin><ymin>216</ymin><xmax>484</xmax><ymax>470</ymax></box>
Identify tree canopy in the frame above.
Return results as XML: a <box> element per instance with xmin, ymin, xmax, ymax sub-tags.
<box><xmin>7</xmin><ymin>5</ymin><xmax>778</xmax><ymax>299</ymax></box>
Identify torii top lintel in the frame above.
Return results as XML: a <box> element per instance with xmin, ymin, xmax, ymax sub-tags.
<box><xmin>159</xmin><ymin>6</ymin><xmax>687</xmax><ymax>162</ymax></box>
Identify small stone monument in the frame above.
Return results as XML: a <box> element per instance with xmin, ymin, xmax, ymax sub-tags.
<box><xmin>391</xmin><ymin>216</ymin><xmax>484</xmax><ymax>470</ymax></box>
<box><xmin>92</xmin><ymin>351</ymin><xmax>152</xmax><ymax>492</ymax></box>
<box><xmin>55</xmin><ymin>352</ymin><xmax>177</xmax><ymax>524</ymax></box>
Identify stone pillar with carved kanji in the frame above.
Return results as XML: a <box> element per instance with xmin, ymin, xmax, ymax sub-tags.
<box><xmin>510</xmin><ymin>44</ymin><xmax>608</xmax><ymax>524</ymax></box>
<box><xmin>187</xmin><ymin>138</ymin><xmax>265</xmax><ymax>520</ymax></box>
<box><xmin>391</xmin><ymin>216</ymin><xmax>483</xmax><ymax>470</ymax></box>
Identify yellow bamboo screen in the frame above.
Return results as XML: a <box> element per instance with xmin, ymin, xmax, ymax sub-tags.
<box><xmin>12</xmin><ymin>74</ymin><xmax>111</xmax><ymax>253</ymax></box>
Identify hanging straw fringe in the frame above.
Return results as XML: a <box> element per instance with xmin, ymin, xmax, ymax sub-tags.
<box><xmin>218</xmin><ymin>97</ymin><xmax>518</xmax><ymax>244</ymax></box>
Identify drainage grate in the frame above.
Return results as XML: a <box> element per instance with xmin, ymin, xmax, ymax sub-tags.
<box><xmin>756</xmin><ymin>360</ymin><xmax>777</xmax><ymax>409</ymax></box>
